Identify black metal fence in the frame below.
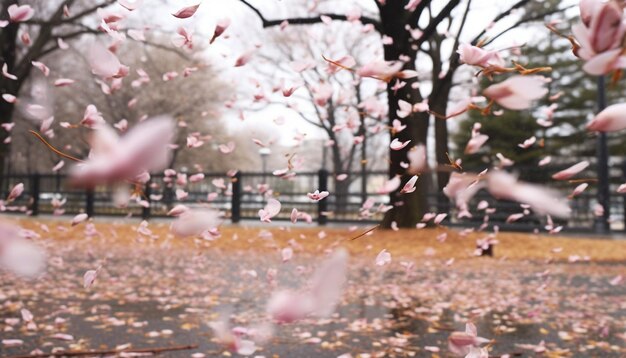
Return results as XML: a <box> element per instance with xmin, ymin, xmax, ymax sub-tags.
<box><xmin>2</xmin><ymin>161</ymin><xmax>626</xmax><ymax>233</ymax></box>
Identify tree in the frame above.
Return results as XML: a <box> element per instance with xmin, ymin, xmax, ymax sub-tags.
<box><xmin>245</xmin><ymin>21</ymin><xmax>388</xmax><ymax>211</ymax></box>
<box><xmin>7</xmin><ymin>39</ymin><xmax>239</xmax><ymax>174</ymax></box>
<box><xmin>0</xmin><ymin>0</ymin><xmax>122</xmax><ymax>176</ymax></box>
<box><xmin>237</xmin><ymin>0</ymin><xmax>568</xmax><ymax>227</ymax></box>
<box><xmin>453</xmin><ymin>3</ymin><xmax>626</xmax><ymax>183</ymax></box>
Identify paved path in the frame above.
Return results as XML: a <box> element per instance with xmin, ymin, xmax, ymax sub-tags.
<box><xmin>1</xmin><ymin>237</ymin><xmax>625</xmax><ymax>357</ymax></box>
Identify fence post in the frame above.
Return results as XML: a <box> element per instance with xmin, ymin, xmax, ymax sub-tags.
<box><xmin>622</xmin><ymin>160</ymin><xmax>626</xmax><ymax>233</ymax></box>
<box><xmin>86</xmin><ymin>188</ymin><xmax>95</xmax><ymax>218</ymax></box>
<box><xmin>142</xmin><ymin>179</ymin><xmax>152</xmax><ymax>220</ymax></box>
<box><xmin>318</xmin><ymin>169</ymin><xmax>328</xmax><ymax>225</ymax></box>
<box><xmin>231</xmin><ymin>171</ymin><xmax>241</xmax><ymax>223</ymax></box>
<box><xmin>30</xmin><ymin>174</ymin><xmax>40</xmax><ymax>216</ymax></box>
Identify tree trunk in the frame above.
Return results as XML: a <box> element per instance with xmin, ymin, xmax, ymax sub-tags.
<box><xmin>330</xmin><ymin>142</ymin><xmax>351</xmax><ymax>215</ymax></box>
<box><xmin>379</xmin><ymin>2</ymin><xmax>428</xmax><ymax>228</ymax></box>
<box><xmin>0</xmin><ymin>3</ymin><xmax>19</xmax><ymax>181</ymax></box>
<box><xmin>0</xmin><ymin>97</ymin><xmax>16</xmax><ymax>175</ymax></box>
<box><xmin>431</xmin><ymin>82</ymin><xmax>452</xmax><ymax>216</ymax></box>
<box><xmin>382</xmin><ymin>103</ymin><xmax>429</xmax><ymax>228</ymax></box>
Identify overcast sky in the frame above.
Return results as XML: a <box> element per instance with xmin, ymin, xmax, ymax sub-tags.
<box><xmin>124</xmin><ymin>0</ymin><xmax>580</xmax><ymax>157</ymax></box>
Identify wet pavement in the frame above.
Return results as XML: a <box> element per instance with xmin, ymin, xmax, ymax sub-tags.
<box><xmin>1</xmin><ymin>233</ymin><xmax>626</xmax><ymax>357</ymax></box>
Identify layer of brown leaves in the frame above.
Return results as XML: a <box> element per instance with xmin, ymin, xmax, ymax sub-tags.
<box><xmin>14</xmin><ymin>218</ymin><xmax>626</xmax><ymax>263</ymax></box>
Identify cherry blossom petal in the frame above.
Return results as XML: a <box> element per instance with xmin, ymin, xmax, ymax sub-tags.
<box><xmin>281</xmin><ymin>247</ymin><xmax>293</xmax><ymax>262</ymax></box>
<box><xmin>71</xmin><ymin>116</ymin><xmax>175</xmax><ymax>186</ymax></box>
<box><xmin>118</xmin><ymin>0</ymin><xmax>143</xmax><ymax>11</ymax></box>
<box><xmin>375</xmin><ymin>249</ymin><xmax>391</xmax><ymax>266</ymax></box>
<box><xmin>71</xmin><ymin>213</ymin><xmax>88</xmax><ymax>226</ymax></box>
<box><xmin>7</xmin><ymin>183</ymin><xmax>24</xmax><ymax>202</ymax></box>
<box><xmin>2</xmin><ymin>63</ymin><xmax>17</xmax><ymax>80</ymax></box>
<box><xmin>211</xmin><ymin>17</ymin><xmax>230</xmax><ymax>43</ymax></box>
<box><xmin>267</xmin><ymin>249</ymin><xmax>348</xmax><ymax>323</ymax></box>
<box><xmin>390</xmin><ymin>138</ymin><xmax>411</xmax><ymax>150</ymax></box>
<box><xmin>87</xmin><ymin>43</ymin><xmax>124</xmax><ymax>79</ymax></box>
<box><xmin>83</xmin><ymin>266</ymin><xmax>101</xmax><ymax>288</ymax></box>
<box><xmin>483</xmin><ymin>76</ymin><xmax>547</xmax><ymax>110</ymax></box>
<box><xmin>378</xmin><ymin>176</ymin><xmax>401</xmax><ymax>194</ymax></box>
<box><xmin>8</xmin><ymin>4</ymin><xmax>34</xmax><ymax>23</ymax></box>
<box><xmin>552</xmin><ymin>161</ymin><xmax>589</xmax><ymax>180</ymax></box>
<box><xmin>465</xmin><ymin>134</ymin><xmax>489</xmax><ymax>154</ymax></box>
<box><xmin>307</xmin><ymin>190</ymin><xmax>329</xmax><ymax>201</ymax></box>
<box><xmin>170</xmin><ymin>209</ymin><xmax>220</xmax><ymax>238</ymax></box>
<box><xmin>31</xmin><ymin>61</ymin><xmax>50</xmax><ymax>76</ymax></box>
<box><xmin>259</xmin><ymin>198</ymin><xmax>281</xmax><ymax>222</ymax></box>
<box><xmin>587</xmin><ymin>103</ymin><xmax>626</xmax><ymax>132</ymax></box>
<box><xmin>488</xmin><ymin>171</ymin><xmax>570</xmax><ymax>217</ymax></box>
<box><xmin>400</xmin><ymin>175</ymin><xmax>418</xmax><ymax>194</ymax></box>
<box><xmin>172</xmin><ymin>3</ymin><xmax>200</xmax><ymax>18</ymax></box>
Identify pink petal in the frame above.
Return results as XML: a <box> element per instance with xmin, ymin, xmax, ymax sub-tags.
<box><xmin>81</xmin><ymin>104</ymin><xmax>105</xmax><ymax>128</ymax></box>
<box><xmin>211</xmin><ymin>17</ymin><xmax>230</xmax><ymax>43</ymax></box>
<box><xmin>8</xmin><ymin>4</ymin><xmax>34</xmax><ymax>23</ymax></box>
<box><xmin>54</xmin><ymin>78</ymin><xmax>74</xmax><ymax>87</ymax></box>
<box><xmin>378</xmin><ymin>176</ymin><xmax>401</xmax><ymax>194</ymax></box>
<box><xmin>57</xmin><ymin>38</ymin><xmax>69</xmax><ymax>50</ymax></box>
<box><xmin>2</xmin><ymin>63</ymin><xmax>17</xmax><ymax>80</ymax></box>
<box><xmin>390</xmin><ymin>138</ymin><xmax>411</xmax><ymax>150</ymax></box>
<box><xmin>267</xmin><ymin>249</ymin><xmax>348</xmax><ymax>322</ymax></box>
<box><xmin>118</xmin><ymin>0</ymin><xmax>143</xmax><ymax>11</ymax></box>
<box><xmin>2</xmin><ymin>339</ymin><xmax>23</xmax><ymax>347</ymax></box>
<box><xmin>400</xmin><ymin>175</ymin><xmax>418</xmax><ymax>194</ymax></box>
<box><xmin>259</xmin><ymin>198</ymin><xmax>281</xmax><ymax>222</ymax></box>
<box><xmin>167</xmin><ymin>204</ymin><xmax>189</xmax><ymax>217</ymax></box>
<box><xmin>70</xmin><ymin>116</ymin><xmax>175</xmax><ymax>186</ymax></box>
<box><xmin>7</xmin><ymin>183</ymin><xmax>24</xmax><ymax>201</ymax></box>
<box><xmin>488</xmin><ymin>171</ymin><xmax>570</xmax><ymax>217</ymax></box>
<box><xmin>307</xmin><ymin>190</ymin><xmax>329</xmax><ymax>201</ymax></box>
<box><xmin>552</xmin><ymin>161</ymin><xmax>589</xmax><ymax>180</ymax></box>
<box><xmin>83</xmin><ymin>268</ymin><xmax>99</xmax><ymax>288</ymax></box>
<box><xmin>433</xmin><ymin>213</ymin><xmax>447</xmax><ymax>225</ymax></box>
<box><xmin>483</xmin><ymin>76</ymin><xmax>547</xmax><ymax>110</ymax></box>
<box><xmin>31</xmin><ymin>61</ymin><xmax>50</xmax><ymax>76</ymax></box>
<box><xmin>465</xmin><ymin>134</ymin><xmax>489</xmax><ymax>154</ymax></box>
<box><xmin>570</xmin><ymin>183</ymin><xmax>588</xmax><ymax>197</ymax></box>
<box><xmin>583</xmin><ymin>49</ymin><xmax>623</xmax><ymax>75</ymax></box>
<box><xmin>375</xmin><ymin>249</ymin><xmax>391</xmax><ymax>266</ymax></box>
<box><xmin>87</xmin><ymin>43</ymin><xmax>123</xmax><ymax>79</ymax></box>
<box><xmin>587</xmin><ymin>103</ymin><xmax>626</xmax><ymax>132</ymax></box>
<box><xmin>51</xmin><ymin>333</ymin><xmax>74</xmax><ymax>341</ymax></box>
<box><xmin>281</xmin><ymin>247</ymin><xmax>293</xmax><ymax>262</ymax></box>
<box><xmin>172</xmin><ymin>3</ymin><xmax>200</xmax><ymax>18</ymax></box>
<box><xmin>357</xmin><ymin>60</ymin><xmax>403</xmax><ymax>80</ymax></box>
<box><xmin>170</xmin><ymin>209</ymin><xmax>220</xmax><ymax>238</ymax></box>
<box><xmin>538</xmin><ymin>156</ymin><xmax>552</xmax><ymax>166</ymax></box>
<box><xmin>2</xmin><ymin>93</ymin><xmax>16</xmax><ymax>103</ymax></box>
<box><xmin>71</xmin><ymin>213</ymin><xmax>88</xmax><ymax>226</ymax></box>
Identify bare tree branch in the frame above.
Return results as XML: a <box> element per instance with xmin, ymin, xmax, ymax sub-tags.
<box><xmin>63</xmin><ymin>0</ymin><xmax>116</xmax><ymax>24</ymax></box>
<box><xmin>408</xmin><ymin>0</ymin><xmax>433</xmax><ymax>28</ymax></box>
<box><xmin>470</xmin><ymin>0</ymin><xmax>531</xmax><ymax>45</ymax></box>
<box><xmin>238</xmin><ymin>0</ymin><xmax>382</xmax><ymax>32</ymax></box>
<box><xmin>482</xmin><ymin>3</ymin><xmax>577</xmax><ymax>47</ymax></box>
<box><xmin>414</xmin><ymin>0</ymin><xmax>461</xmax><ymax>49</ymax></box>
<box><xmin>452</xmin><ymin>0</ymin><xmax>472</xmax><ymax>53</ymax></box>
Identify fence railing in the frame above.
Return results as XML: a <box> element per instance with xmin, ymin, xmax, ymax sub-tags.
<box><xmin>1</xmin><ymin>162</ymin><xmax>626</xmax><ymax>233</ymax></box>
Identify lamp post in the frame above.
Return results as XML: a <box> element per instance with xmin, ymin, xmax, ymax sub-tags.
<box><xmin>259</xmin><ymin>147</ymin><xmax>271</xmax><ymax>183</ymax></box>
<box><xmin>594</xmin><ymin>76</ymin><xmax>610</xmax><ymax>234</ymax></box>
